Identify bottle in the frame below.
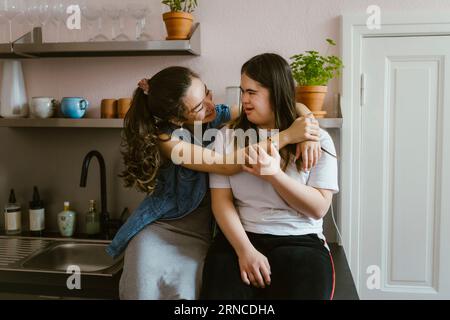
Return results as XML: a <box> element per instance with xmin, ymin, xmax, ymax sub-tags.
<box><xmin>4</xmin><ymin>189</ymin><xmax>22</xmax><ymax>235</ymax></box>
<box><xmin>29</xmin><ymin>186</ymin><xmax>45</xmax><ymax>236</ymax></box>
<box><xmin>57</xmin><ymin>201</ymin><xmax>76</xmax><ymax>237</ymax></box>
<box><xmin>85</xmin><ymin>200</ymin><xmax>100</xmax><ymax>236</ymax></box>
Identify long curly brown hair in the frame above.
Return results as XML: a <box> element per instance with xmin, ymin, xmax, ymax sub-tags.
<box><xmin>119</xmin><ymin>66</ymin><xmax>199</xmax><ymax>194</ymax></box>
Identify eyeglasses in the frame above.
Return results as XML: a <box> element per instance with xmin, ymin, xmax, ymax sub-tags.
<box><xmin>190</xmin><ymin>84</ymin><xmax>212</xmax><ymax>115</ymax></box>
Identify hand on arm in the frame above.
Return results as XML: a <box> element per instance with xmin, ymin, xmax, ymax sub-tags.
<box><xmin>211</xmin><ymin>188</ymin><xmax>271</xmax><ymax>288</ymax></box>
<box><xmin>242</xmin><ymin>143</ymin><xmax>333</xmax><ymax>220</ymax></box>
<box><xmin>296</xmin><ymin>140</ymin><xmax>323</xmax><ymax>171</ymax></box>
<box><xmin>294</xmin><ymin>103</ymin><xmax>323</xmax><ymax>170</ymax></box>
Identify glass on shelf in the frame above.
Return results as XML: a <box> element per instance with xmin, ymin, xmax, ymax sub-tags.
<box><xmin>14</xmin><ymin>10</ymin><xmax>28</xmax><ymax>39</ymax></box>
<box><xmin>24</xmin><ymin>0</ymin><xmax>39</xmax><ymax>34</ymax></box>
<box><xmin>0</xmin><ymin>17</ymin><xmax>7</xmax><ymax>43</ymax></box>
<box><xmin>80</xmin><ymin>0</ymin><xmax>107</xmax><ymax>42</ymax></box>
<box><xmin>37</xmin><ymin>1</ymin><xmax>51</xmax><ymax>41</ymax></box>
<box><xmin>225</xmin><ymin>86</ymin><xmax>242</xmax><ymax>110</ymax></box>
<box><xmin>50</xmin><ymin>0</ymin><xmax>66</xmax><ymax>42</ymax></box>
<box><xmin>104</xmin><ymin>3</ymin><xmax>129</xmax><ymax>41</ymax></box>
<box><xmin>127</xmin><ymin>0</ymin><xmax>151</xmax><ymax>41</ymax></box>
<box><xmin>81</xmin><ymin>1</ymin><xmax>100</xmax><ymax>41</ymax></box>
<box><xmin>0</xmin><ymin>0</ymin><xmax>24</xmax><ymax>42</ymax></box>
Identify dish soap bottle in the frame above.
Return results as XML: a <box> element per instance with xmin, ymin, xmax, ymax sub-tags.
<box><xmin>85</xmin><ymin>200</ymin><xmax>100</xmax><ymax>236</ymax></box>
<box><xmin>29</xmin><ymin>186</ymin><xmax>45</xmax><ymax>236</ymax></box>
<box><xmin>57</xmin><ymin>201</ymin><xmax>76</xmax><ymax>237</ymax></box>
<box><xmin>4</xmin><ymin>189</ymin><xmax>22</xmax><ymax>235</ymax></box>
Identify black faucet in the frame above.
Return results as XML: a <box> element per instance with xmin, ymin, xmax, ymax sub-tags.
<box><xmin>80</xmin><ymin>150</ymin><xmax>110</xmax><ymax>239</ymax></box>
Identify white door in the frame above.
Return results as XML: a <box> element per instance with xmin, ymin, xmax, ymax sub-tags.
<box><xmin>359</xmin><ymin>36</ymin><xmax>450</xmax><ymax>299</ymax></box>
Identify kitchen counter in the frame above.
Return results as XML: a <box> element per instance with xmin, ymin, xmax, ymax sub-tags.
<box><xmin>0</xmin><ymin>269</ymin><xmax>121</xmax><ymax>299</ymax></box>
<box><xmin>0</xmin><ymin>232</ymin><xmax>357</xmax><ymax>300</ymax></box>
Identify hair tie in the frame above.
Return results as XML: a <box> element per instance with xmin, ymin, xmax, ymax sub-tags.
<box><xmin>138</xmin><ymin>78</ymin><xmax>150</xmax><ymax>95</ymax></box>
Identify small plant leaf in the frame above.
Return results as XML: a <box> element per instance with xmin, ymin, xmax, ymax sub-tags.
<box><xmin>290</xmin><ymin>39</ymin><xmax>343</xmax><ymax>86</ymax></box>
<box><xmin>326</xmin><ymin>38</ymin><xmax>336</xmax><ymax>46</ymax></box>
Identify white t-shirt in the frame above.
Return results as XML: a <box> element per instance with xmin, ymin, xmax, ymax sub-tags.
<box><xmin>209</xmin><ymin>127</ymin><xmax>339</xmax><ymax>237</ymax></box>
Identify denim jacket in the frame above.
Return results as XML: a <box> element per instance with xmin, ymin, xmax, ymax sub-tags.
<box><xmin>106</xmin><ymin>105</ymin><xmax>231</xmax><ymax>258</ymax></box>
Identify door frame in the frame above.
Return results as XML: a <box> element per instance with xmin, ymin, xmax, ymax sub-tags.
<box><xmin>340</xmin><ymin>13</ymin><xmax>450</xmax><ymax>291</ymax></box>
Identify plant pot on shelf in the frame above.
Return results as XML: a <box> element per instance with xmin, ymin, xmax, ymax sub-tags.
<box><xmin>163</xmin><ymin>12</ymin><xmax>194</xmax><ymax>40</ymax></box>
<box><xmin>296</xmin><ymin>85</ymin><xmax>328</xmax><ymax>118</ymax></box>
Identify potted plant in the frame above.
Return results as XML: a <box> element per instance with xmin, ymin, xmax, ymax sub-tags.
<box><xmin>162</xmin><ymin>0</ymin><xmax>198</xmax><ymax>40</ymax></box>
<box><xmin>290</xmin><ymin>39</ymin><xmax>343</xmax><ymax>118</ymax></box>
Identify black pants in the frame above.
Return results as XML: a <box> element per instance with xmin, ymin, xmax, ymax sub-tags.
<box><xmin>200</xmin><ymin>231</ymin><xmax>335</xmax><ymax>300</ymax></box>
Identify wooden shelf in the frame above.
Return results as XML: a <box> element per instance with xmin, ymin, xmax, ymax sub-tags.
<box><xmin>0</xmin><ymin>24</ymin><xmax>201</xmax><ymax>59</ymax></box>
<box><xmin>0</xmin><ymin>117</ymin><xmax>342</xmax><ymax>129</ymax></box>
<box><xmin>318</xmin><ymin>118</ymin><xmax>343</xmax><ymax>129</ymax></box>
<box><xmin>0</xmin><ymin>118</ymin><xmax>123</xmax><ymax>128</ymax></box>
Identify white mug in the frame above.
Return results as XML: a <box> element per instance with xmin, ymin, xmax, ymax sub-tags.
<box><xmin>30</xmin><ymin>97</ymin><xmax>57</xmax><ymax>119</ymax></box>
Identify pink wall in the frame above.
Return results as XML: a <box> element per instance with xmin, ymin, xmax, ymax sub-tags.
<box><xmin>1</xmin><ymin>0</ymin><xmax>450</xmax><ymax>237</ymax></box>
<box><xmin>5</xmin><ymin>0</ymin><xmax>449</xmax><ymax>118</ymax></box>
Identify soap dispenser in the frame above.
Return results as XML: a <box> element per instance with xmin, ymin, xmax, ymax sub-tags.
<box><xmin>57</xmin><ymin>201</ymin><xmax>76</xmax><ymax>237</ymax></box>
<box><xmin>85</xmin><ymin>200</ymin><xmax>100</xmax><ymax>236</ymax></box>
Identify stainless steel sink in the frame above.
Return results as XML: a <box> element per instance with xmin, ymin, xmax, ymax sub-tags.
<box><xmin>0</xmin><ymin>236</ymin><xmax>123</xmax><ymax>277</ymax></box>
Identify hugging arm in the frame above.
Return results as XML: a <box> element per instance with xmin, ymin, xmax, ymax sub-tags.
<box><xmin>231</xmin><ymin>101</ymin><xmax>322</xmax><ymax>170</ymax></box>
<box><xmin>157</xmin><ymin>115</ymin><xmax>319</xmax><ymax>176</ymax></box>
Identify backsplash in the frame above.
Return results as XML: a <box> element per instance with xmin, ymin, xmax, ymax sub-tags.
<box><xmin>0</xmin><ymin>128</ymin><xmax>145</xmax><ymax>234</ymax></box>
<box><xmin>2</xmin><ymin>0</ymin><xmax>448</xmax><ymax>240</ymax></box>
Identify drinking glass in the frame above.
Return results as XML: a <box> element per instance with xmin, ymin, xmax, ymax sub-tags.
<box><xmin>104</xmin><ymin>3</ymin><xmax>129</xmax><ymax>41</ymax></box>
<box><xmin>24</xmin><ymin>0</ymin><xmax>39</xmax><ymax>31</ymax></box>
<box><xmin>80</xmin><ymin>0</ymin><xmax>99</xmax><ymax>41</ymax></box>
<box><xmin>81</xmin><ymin>0</ymin><xmax>107</xmax><ymax>41</ymax></box>
<box><xmin>127</xmin><ymin>0</ymin><xmax>151</xmax><ymax>41</ymax></box>
<box><xmin>225</xmin><ymin>86</ymin><xmax>242</xmax><ymax>110</ymax></box>
<box><xmin>1</xmin><ymin>0</ymin><xmax>23</xmax><ymax>42</ymax></box>
<box><xmin>37</xmin><ymin>1</ymin><xmax>51</xmax><ymax>40</ymax></box>
<box><xmin>51</xmin><ymin>0</ymin><xmax>66</xmax><ymax>42</ymax></box>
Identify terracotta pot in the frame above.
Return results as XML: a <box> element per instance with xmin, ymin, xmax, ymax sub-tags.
<box><xmin>296</xmin><ymin>85</ymin><xmax>328</xmax><ymax>117</ymax></box>
<box><xmin>163</xmin><ymin>12</ymin><xmax>194</xmax><ymax>40</ymax></box>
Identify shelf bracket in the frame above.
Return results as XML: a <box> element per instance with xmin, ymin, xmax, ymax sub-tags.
<box><xmin>11</xmin><ymin>27</ymin><xmax>42</xmax><ymax>58</ymax></box>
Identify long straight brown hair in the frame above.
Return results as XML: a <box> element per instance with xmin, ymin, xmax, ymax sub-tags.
<box><xmin>231</xmin><ymin>53</ymin><xmax>300</xmax><ymax>171</ymax></box>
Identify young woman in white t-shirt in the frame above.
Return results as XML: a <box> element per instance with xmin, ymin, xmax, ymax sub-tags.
<box><xmin>201</xmin><ymin>53</ymin><xmax>339</xmax><ymax>300</ymax></box>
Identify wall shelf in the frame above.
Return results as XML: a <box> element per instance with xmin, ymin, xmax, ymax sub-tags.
<box><xmin>0</xmin><ymin>24</ymin><xmax>201</xmax><ymax>59</ymax></box>
<box><xmin>0</xmin><ymin>118</ymin><xmax>123</xmax><ymax>128</ymax></box>
<box><xmin>317</xmin><ymin>118</ymin><xmax>343</xmax><ymax>129</ymax></box>
<box><xmin>0</xmin><ymin>117</ymin><xmax>342</xmax><ymax>129</ymax></box>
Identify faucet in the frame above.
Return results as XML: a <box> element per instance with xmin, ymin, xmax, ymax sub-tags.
<box><xmin>80</xmin><ymin>150</ymin><xmax>110</xmax><ymax>239</ymax></box>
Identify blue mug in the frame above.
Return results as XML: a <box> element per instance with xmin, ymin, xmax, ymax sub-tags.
<box><xmin>61</xmin><ymin>97</ymin><xmax>89</xmax><ymax>119</ymax></box>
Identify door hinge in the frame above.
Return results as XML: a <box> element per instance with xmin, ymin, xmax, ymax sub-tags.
<box><xmin>360</xmin><ymin>73</ymin><xmax>366</xmax><ymax>106</ymax></box>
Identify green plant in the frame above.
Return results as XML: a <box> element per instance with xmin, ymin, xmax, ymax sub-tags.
<box><xmin>290</xmin><ymin>39</ymin><xmax>344</xmax><ymax>86</ymax></box>
<box><xmin>162</xmin><ymin>0</ymin><xmax>198</xmax><ymax>13</ymax></box>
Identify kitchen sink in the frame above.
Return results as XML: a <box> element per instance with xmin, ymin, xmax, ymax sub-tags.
<box><xmin>0</xmin><ymin>236</ymin><xmax>123</xmax><ymax>277</ymax></box>
<box><xmin>22</xmin><ymin>242</ymin><xmax>122</xmax><ymax>274</ymax></box>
